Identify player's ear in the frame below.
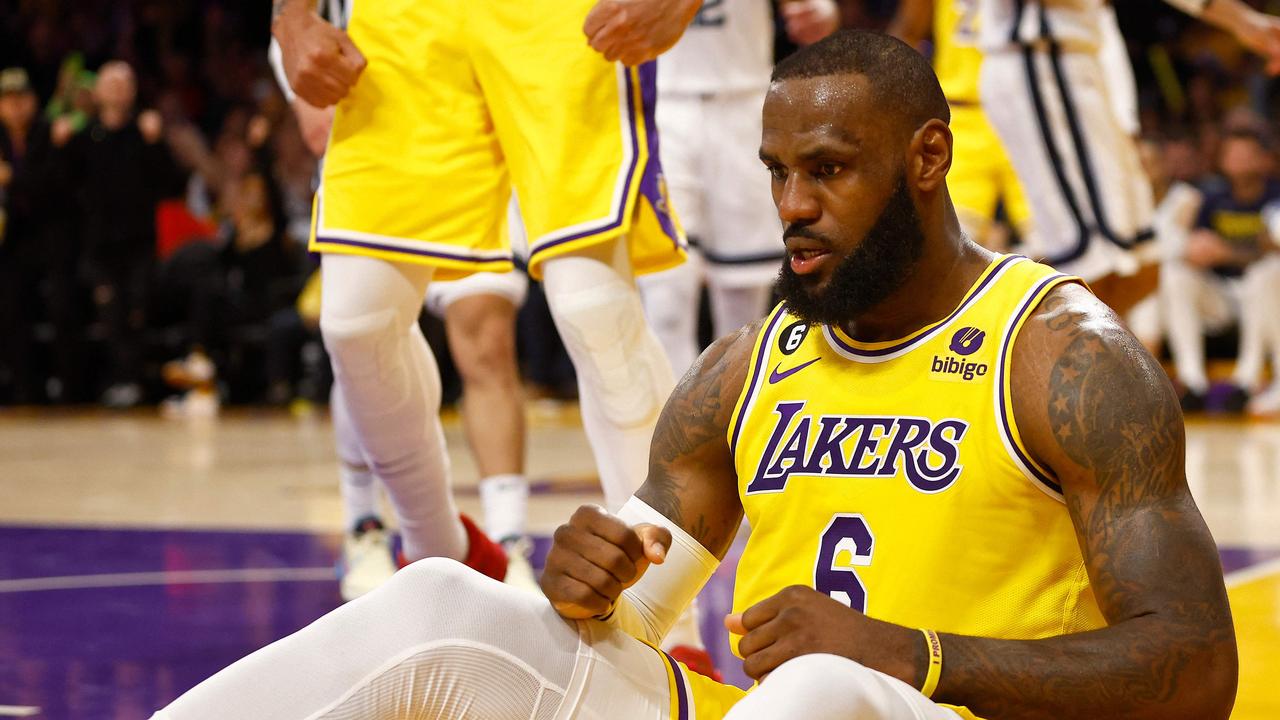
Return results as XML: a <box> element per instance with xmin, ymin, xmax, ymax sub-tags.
<box><xmin>909</xmin><ymin>119</ymin><xmax>952</xmax><ymax>193</ymax></box>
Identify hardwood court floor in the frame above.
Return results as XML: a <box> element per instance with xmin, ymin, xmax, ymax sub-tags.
<box><xmin>0</xmin><ymin>407</ymin><xmax>1277</xmax><ymax>718</ymax></box>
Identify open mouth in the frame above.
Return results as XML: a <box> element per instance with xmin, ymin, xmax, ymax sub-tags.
<box><xmin>788</xmin><ymin>248</ymin><xmax>831</xmax><ymax>275</ymax></box>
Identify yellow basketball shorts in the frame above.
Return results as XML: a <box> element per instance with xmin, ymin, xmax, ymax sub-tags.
<box><xmin>948</xmin><ymin>104</ymin><xmax>1030</xmax><ymax>230</ymax></box>
<box><xmin>308</xmin><ymin>0</ymin><xmax>686</xmax><ymax>281</ymax></box>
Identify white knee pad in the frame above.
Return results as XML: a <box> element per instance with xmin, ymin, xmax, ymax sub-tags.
<box><xmin>545</xmin><ymin>267</ymin><xmax>673</xmax><ymax>429</ymax></box>
<box><xmin>321</xmin><ymin>306</ymin><xmax>405</xmax><ymax>390</ymax></box>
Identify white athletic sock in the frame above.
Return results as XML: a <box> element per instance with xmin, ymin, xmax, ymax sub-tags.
<box><xmin>479</xmin><ymin>473</ymin><xmax>529</xmax><ymax>543</ymax></box>
<box><xmin>321</xmin><ymin>255</ymin><xmax>466</xmax><ymax>564</ymax></box>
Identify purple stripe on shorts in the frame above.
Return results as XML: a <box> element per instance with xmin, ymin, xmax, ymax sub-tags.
<box><xmin>527</xmin><ymin>64</ymin><xmax>646</xmax><ymax>262</ymax></box>
<box><xmin>314</xmin><ymin>236</ymin><xmax>513</xmax><ymax>264</ymax></box>
<box><xmin>661</xmin><ymin>650</ymin><xmax>691</xmax><ymax>720</ymax></box>
<box><xmin>998</xmin><ymin>273</ymin><xmax>1067</xmax><ymax>495</ymax></box>
<box><xmin>826</xmin><ymin>255</ymin><xmax>1022</xmax><ymax>358</ymax></box>
<box><xmin>634</xmin><ymin>62</ymin><xmax>683</xmax><ymax>250</ymax></box>
<box><xmin>730</xmin><ymin>305</ymin><xmax>788</xmax><ymax>455</ymax></box>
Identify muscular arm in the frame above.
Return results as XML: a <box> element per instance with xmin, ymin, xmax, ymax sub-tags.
<box><xmin>636</xmin><ymin>322</ymin><xmax>758</xmax><ymax>558</ymax></box>
<box><xmin>934</xmin><ymin>283</ymin><xmax>1237</xmax><ymax>718</ymax></box>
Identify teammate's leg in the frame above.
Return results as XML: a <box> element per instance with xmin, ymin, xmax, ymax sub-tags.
<box><xmin>331</xmin><ymin>382</ymin><xmax>400</xmax><ymax>601</ymax></box>
<box><xmin>707</xmin><ymin>282</ymin><xmax>773</xmax><ymax>340</ymax></box>
<box><xmin>151</xmin><ymin>560</ymin><xmax>673</xmax><ymax>720</ymax></box>
<box><xmin>722</xmin><ymin>654</ymin><xmax>964</xmax><ymax>720</ymax></box>
<box><xmin>541</xmin><ymin>238</ymin><xmax>675</xmax><ymax>510</ymax></box>
<box><xmin>640</xmin><ymin>258</ymin><xmax>704</xmax><ymax>379</ymax></box>
<box><xmin>442</xmin><ymin>292</ymin><xmax>529</xmax><ymax>544</ymax></box>
<box><xmin>320</xmin><ymin>254</ymin><xmax>467</xmax><ymax>563</ymax></box>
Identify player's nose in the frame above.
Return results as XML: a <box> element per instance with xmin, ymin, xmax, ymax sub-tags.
<box><xmin>775</xmin><ymin>174</ymin><xmax>821</xmax><ymax>226</ymax></box>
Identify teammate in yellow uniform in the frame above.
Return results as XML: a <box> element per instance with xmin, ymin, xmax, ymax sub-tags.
<box><xmin>269</xmin><ymin>0</ymin><xmax>701</xmax><ymax>581</ymax></box>
<box><xmin>890</xmin><ymin>0</ymin><xmax>1029</xmax><ymax>249</ymax></box>
<box><xmin>151</xmin><ymin>31</ymin><xmax>1235</xmax><ymax>720</ymax></box>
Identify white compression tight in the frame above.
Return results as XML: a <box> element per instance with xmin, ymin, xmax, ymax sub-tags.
<box><xmin>332</xmin><ymin>383</ymin><xmax>380</xmax><ymax>528</ymax></box>
<box><xmin>152</xmin><ymin>561</ymin><xmax>964</xmax><ymax>720</ymax></box>
<box><xmin>541</xmin><ymin>239</ymin><xmax>675</xmax><ymax>510</ymax></box>
<box><xmin>723</xmin><ymin>654</ymin><xmax>964</xmax><ymax>720</ymax></box>
<box><xmin>320</xmin><ymin>254</ymin><xmax>466</xmax><ymax>562</ymax></box>
<box><xmin>152</xmin><ymin>559</ymin><xmax>671</xmax><ymax>720</ymax></box>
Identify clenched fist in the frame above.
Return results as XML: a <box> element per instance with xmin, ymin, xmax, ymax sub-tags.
<box><xmin>540</xmin><ymin>504</ymin><xmax>672</xmax><ymax>619</ymax></box>
<box><xmin>584</xmin><ymin>0</ymin><xmax>703</xmax><ymax>66</ymax></box>
<box><xmin>272</xmin><ymin>0</ymin><xmax>367</xmax><ymax>107</ymax></box>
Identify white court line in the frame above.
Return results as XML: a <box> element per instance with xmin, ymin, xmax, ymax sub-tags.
<box><xmin>0</xmin><ymin>567</ymin><xmax>334</xmax><ymax>594</ymax></box>
<box><xmin>0</xmin><ymin>706</ymin><xmax>40</xmax><ymax>717</ymax></box>
<box><xmin>1224</xmin><ymin>556</ymin><xmax>1280</xmax><ymax>589</ymax></box>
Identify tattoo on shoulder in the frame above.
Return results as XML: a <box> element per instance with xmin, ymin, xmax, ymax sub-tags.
<box><xmin>1044</xmin><ymin>302</ymin><xmax>1182</xmax><ymax>504</ymax></box>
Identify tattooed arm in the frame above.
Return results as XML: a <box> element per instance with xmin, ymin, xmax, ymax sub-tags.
<box><xmin>932</xmin><ymin>283</ymin><xmax>1237</xmax><ymax>718</ymax></box>
<box><xmin>539</xmin><ymin>323</ymin><xmax>757</xmax><ymax>621</ymax></box>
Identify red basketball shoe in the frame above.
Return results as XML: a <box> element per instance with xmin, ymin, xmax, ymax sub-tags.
<box><xmin>397</xmin><ymin>514</ymin><xmax>507</xmax><ymax>582</ymax></box>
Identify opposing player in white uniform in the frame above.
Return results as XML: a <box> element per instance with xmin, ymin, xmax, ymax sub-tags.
<box><xmin>270</xmin><ymin>3</ymin><xmax>532</xmax><ymax>597</ymax></box>
<box><xmin>976</xmin><ymin>0</ymin><xmax>1280</xmax><ymax>314</ymax></box>
<box><xmin>639</xmin><ymin>0</ymin><xmax>838</xmax><ymax>376</ymax></box>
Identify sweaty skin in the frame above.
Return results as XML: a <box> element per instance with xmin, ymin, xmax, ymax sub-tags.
<box><xmin>541</xmin><ymin>67</ymin><xmax>1237</xmax><ymax>718</ymax></box>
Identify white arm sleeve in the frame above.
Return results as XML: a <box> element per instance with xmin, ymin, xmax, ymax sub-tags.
<box><xmin>601</xmin><ymin>497</ymin><xmax>720</xmax><ymax>645</ymax></box>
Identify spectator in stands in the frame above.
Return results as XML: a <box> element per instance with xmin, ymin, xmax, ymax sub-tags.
<box><xmin>61</xmin><ymin>60</ymin><xmax>181</xmax><ymax>408</ymax></box>
<box><xmin>1162</xmin><ymin>126</ymin><xmax>1280</xmax><ymax>412</ymax></box>
<box><xmin>159</xmin><ymin>115</ymin><xmax>307</xmax><ymax>414</ymax></box>
<box><xmin>0</xmin><ymin>67</ymin><xmax>81</xmax><ymax>404</ymax></box>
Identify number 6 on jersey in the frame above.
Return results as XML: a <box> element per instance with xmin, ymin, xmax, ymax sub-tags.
<box><xmin>814</xmin><ymin>514</ymin><xmax>874</xmax><ymax>612</ymax></box>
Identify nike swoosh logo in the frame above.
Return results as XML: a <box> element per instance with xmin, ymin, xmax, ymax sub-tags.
<box><xmin>769</xmin><ymin>357</ymin><xmax>820</xmax><ymax>384</ymax></box>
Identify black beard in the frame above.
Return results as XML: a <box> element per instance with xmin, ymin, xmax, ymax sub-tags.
<box><xmin>774</xmin><ymin>174</ymin><xmax>925</xmax><ymax>327</ymax></box>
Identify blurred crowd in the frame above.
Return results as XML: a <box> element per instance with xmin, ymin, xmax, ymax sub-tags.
<box><xmin>1</xmin><ymin>0</ymin><xmax>1279</xmax><ymax>412</ymax></box>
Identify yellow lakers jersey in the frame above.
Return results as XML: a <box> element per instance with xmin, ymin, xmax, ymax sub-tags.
<box><xmin>934</xmin><ymin>0</ymin><xmax>984</xmax><ymax>104</ymax></box>
<box><xmin>726</xmin><ymin>255</ymin><xmax>1105</xmax><ymax>646</ymax></box>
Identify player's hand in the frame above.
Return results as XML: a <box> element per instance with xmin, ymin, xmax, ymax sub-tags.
<box><xmin>727</xmin><ymin>585</ymin><xmax>920</xmax><ymax>685</ymax></box>
<box><xmin>584</xmin><ymin>0</ymin><xmax>703</xmax><ymax>66</ymax></box>
<box><xmin>138</xmin><ymin>110</ymin><xmax>164</xmax><ymax>144</ymax></box>
<box><xmin>540</xmin><ymin>504</ymin><xmax>672</xmax><ymax>620</ymax></box>
<box><xmin>272</xmin><ymin>0</ymin><xmax>367</xmax><ymax>108</ymax></box>
<box><xmin>291</xmin><ymin>98</ymin><xmax>335</xmax><ymax>157</ymax></box>
<box><xmin>782</xmin><ymin>0</ymin><xmax>841</xmax><ymax>46</ymax></box>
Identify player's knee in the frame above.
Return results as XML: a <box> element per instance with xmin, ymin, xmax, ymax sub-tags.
<box><xmin>320</xmin><ymin>307</ymin><xmax>400</xmax><ymax>381</ymax></box>
<box><xmin>760</xmin><ymin>654</ymin><xmax>885</xmax><ymax>712</ymax></box>
<box><xmin>544</xmin><ymin>278</ymin><xmax>669</xmax><ymax>428</ymax></box>
<box><xmin>453</xmin><ymin>325</ymin><xmax>518</xmax><ymax>388</ymax></box>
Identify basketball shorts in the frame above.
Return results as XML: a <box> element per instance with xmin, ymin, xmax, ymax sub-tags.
<box><xmin>980</xmin><ymin>47</ymin><xmax>1156</xmax><ymax>282</ymax></box>
<box><xmin>947</xmin><ymin>103</ymin><xmax>1031</xmax><ymax>232</ymax></box>
<box><xmin>309</xmin><ymin>0</ymin><xmax>686</xmax><ymax>281</ymax></box>
<box><xmin>656</xmin><ymin>89</ymin><xmax>783</xmax><ymax>287</ymax></box>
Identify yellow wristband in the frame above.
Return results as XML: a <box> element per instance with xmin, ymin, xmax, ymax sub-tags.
<box><xmin>920</xmin><ymin>628</ymin><xmax>943</xmax><ymax>699</ymax></box>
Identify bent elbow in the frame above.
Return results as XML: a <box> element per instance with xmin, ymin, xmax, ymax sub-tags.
<box><xmin>1188</xmin><ymin>640</ymin><xmax>1238</xmax><ymax>720</ymax></box>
